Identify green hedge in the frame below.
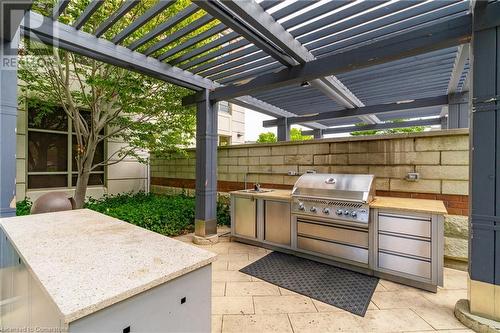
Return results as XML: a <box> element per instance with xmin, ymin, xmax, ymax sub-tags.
<box><xmin>16</xmin><ymin>192</ymin><xmax>231</xmax><ymax>237</ymax></box>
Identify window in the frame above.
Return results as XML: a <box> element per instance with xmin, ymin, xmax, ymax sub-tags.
<box><xmin>218</xmin><ymin>101</ymin><xmax>231</xmax><ymax>114</ymax></box>
<box><xmin>27</xmin><ymin>105</ymin><xmax>105</xmax><ymax>189</ymax></box>
<box><xmin>219</xmin><ymin>135</ymin><xmax>231</xmax><ymax>146</ymax></box>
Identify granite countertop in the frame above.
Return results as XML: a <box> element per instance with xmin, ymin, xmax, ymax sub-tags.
<box><xmin>230</xmin><ymin>189</ymin><xmax>292</xmax><ymax>201</ymax></box>
<box><xmin>229</xmin><ymin>190</ymin><xmax>447</xmax><ymax>214</ymax></box>
<box><xmin>0</xmin><ymin>209</ymin><xmax>216</xmax><ymax>324</ymax></box>
<box><xmin>370</xmin><ymin>196</ymin><xmax>447</xmax><ymax>214</ymax></box>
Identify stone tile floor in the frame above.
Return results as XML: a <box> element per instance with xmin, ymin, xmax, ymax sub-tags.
<box><xmin>175</xmin><ymin>232</ymin><xmax>471</xmax><ymax>333</ymax></box>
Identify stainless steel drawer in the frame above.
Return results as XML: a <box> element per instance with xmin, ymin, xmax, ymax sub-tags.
<box><xmin>378</xmin><ymin>214</ymin><xmax>431</xmax><ymax>238</ymax></box>
<box><xmin>378</xmin><ymin>234</ymin><xmax>431</xmax><ymax>259</ymax></box>
<box><xmin>378</xmin><ymin>252</ymin><xmax>431</xmax><ymax>280</ymax></box>
<box><xmin>297</xmin><ymin>236</ymin><xmax>369</xmax><ymax>264</ymax></box>
<box><xmin>297</xmin><ymin>221</ymin><xmax>368</xmax><ymax>248</ymax></box>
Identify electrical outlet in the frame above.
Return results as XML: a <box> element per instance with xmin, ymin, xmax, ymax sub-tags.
<box><xmin>406</xmin><ymin>172</ymin><xmax>420</xmax><ymax>181</ymax></box>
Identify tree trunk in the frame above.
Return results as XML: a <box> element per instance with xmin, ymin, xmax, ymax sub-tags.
<box><xmin>73</xmin><ymin>144</ymin><xmax>97</xmax><ymax>209</ymax></box>
<box><xmin>73</xmin><ymin>168</ymin><xmax>90</xmax><ymax>209</ymax></box>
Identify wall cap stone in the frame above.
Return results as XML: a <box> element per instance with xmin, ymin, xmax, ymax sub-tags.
<box><xmin>172</xmin><ymin>129</ymin><xmax>470</xmax><ymax>153</ymax></box>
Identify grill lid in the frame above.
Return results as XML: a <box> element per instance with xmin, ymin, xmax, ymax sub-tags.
<box><xmin>292</xmin><ymin>173</ymin><xmax>375</xmax><ymax>203</ymax></box>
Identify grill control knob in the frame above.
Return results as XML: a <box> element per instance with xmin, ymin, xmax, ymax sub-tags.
<box><xmin>310</xmin><ymin>206</ymin><xmax>317</xmax><ymax>213</ymax></box>
<box><xmin>343</xmin><ymin>210</ymin><xmax>350</xmax><ymax>215</ymax></box>
<box><xmin>323</xmin><ymin>208</ymin><xmax>330</xmax><ymax>215</ymax></box>
<box><xmin>351</xmin><ymin>211</ymin><xmax>358</xmax><ymax>218</ymax></box>
<box><xmin>298</xmin><ymin>203</ymin><xmax>305</xmax><ymax>211</ymax></box>
<box><xmin>336</xmin><ymin>209</ymin><xmax>343</xmax><ymax>215</ymax></box>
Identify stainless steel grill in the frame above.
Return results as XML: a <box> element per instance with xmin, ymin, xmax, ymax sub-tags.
<box><xmin>291</xmin><ymin>173</ymin><xmax>375</xmax><ymax>225</ymax></box>
<box><xmin>292</xmin><ymin>173</ymin><xmax>375</xmax><ymax>265</ymax></box>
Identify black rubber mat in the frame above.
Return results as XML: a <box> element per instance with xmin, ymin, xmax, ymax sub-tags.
<box><xmin>240</xmin><ymin>251</ymin><xmax>378</xmax><ymax>316</ymax></box>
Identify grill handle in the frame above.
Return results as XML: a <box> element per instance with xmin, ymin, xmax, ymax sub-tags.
<box><xmin>291</xmin><ymin>194</ymin><xmax>367</xmax><ymax>204</ymax></box>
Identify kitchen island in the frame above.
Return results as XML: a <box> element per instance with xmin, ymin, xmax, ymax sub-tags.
<box><xmin>230</xmin><ymin>188</ymin><xmax>446</xmax><ymax>292</ymax></box>
<box><xmin>0</xmin><ymin>209</ymin><xmax>216</xmax><ymax>332</ymax></box>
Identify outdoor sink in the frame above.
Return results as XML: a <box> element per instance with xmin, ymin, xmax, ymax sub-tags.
<box><xmin>238</xmin><ymin>189</ymin><xmax>274</xmax><ymax>193</ymax></box>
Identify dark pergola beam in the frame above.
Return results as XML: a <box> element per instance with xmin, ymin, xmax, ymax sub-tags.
<box><xmin>302</xmin><ymin>118</ymin><xmax>443</xmax><ymax>136</ymax></box>
<box><xmin>263</xmin><ymin>95</ymin><xmax>450</xmax><ymax>127</ymax></box>
<box><xmin>219</xmin><ymin>0</ymin><xmax>311</xmax><ymax>65</ymax></box>
<box><xmin>473</xmin><ymin>0</ymin><xmax>500</xmax><ymax>31</ymax></box>
<box><xmin>95</xmin><ymin>0</ymin><xmax>140</xmax><ymax>38</ymax></box>
<box><xmin>183</xmin><ymin>15</ymin><xmax>472</xmax><ymax>105</ymax></box>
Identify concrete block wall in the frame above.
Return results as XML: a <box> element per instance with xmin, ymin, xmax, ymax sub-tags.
<box><xmin>151</xmin><ymin>129</ymin><xmax>469</xmax><ymax>205</ymax></box>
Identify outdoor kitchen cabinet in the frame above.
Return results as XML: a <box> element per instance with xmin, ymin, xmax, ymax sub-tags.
<box><xmin>371</xmin><ymin>208</ymin><xmax>444</xmax><ymax>292</ymax></box>
<box><xmin>232</xmin><ymin>195</ymin><xmax>258</xmax><ymax>239</ymax></box>
<box><xmin>264</xmin><ymin>200</ymin><xmax>291</xmax><ymax>246</ymax></box>
<box><xmin>230</xmin><ymin>190</ymin><xmax>293</xmax><ymax>246</ymax></box>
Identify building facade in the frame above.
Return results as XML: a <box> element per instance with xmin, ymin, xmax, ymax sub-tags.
<box><xmin>15</xmin><ymin>98</ymin><xmax>246</xmax><ymax>202</ymax></box>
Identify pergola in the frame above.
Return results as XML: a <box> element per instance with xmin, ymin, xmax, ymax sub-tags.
<box><xmin>1</xmin><ymin>0</ymin><xmax>500</xmax><ymax>323</ymax></box>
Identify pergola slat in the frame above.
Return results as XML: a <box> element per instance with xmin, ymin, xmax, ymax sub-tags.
<box><xmin>111</xmin><ymin>0</ymin><xmax>176</xmax><ymax>44</ymax></box>
<box><xmin>128</xmin><ymin>3</ymin><xmax>199</xmax><ymax>51</ymax></box>
<box><xmin>312</xmin><ymin>2</ymin><xmax>468</xmax><ymax>57</ymax></box>
<box><xmin>95</xmin><ymin>0</ymin><xmax>140</xmax><ymax>38</ymax></box>
<box><xmin>193</xmin><ymin>45</ymin><xmax>262</xmax><ymax>75</ymax></box>
<box><xmin>181</xmin><ymin>39</ymin><xmax>250</xmax><ymax>70</ymax></box>
<box><xmin>188</xmin><ymin>15</ymin><xmax>472</xmax><ymax>104</ymax></box>
<box><xmin>73</xmin><ymin>0</ymin><xmax>104</xmax><ymax>30</ymax></box>
<box><xmin>169</xmin><ymin>32</ymin><xmax>240</xmax><ymax>66</ymax></box>
<box><xmin>262</xmin><ymin>95</ymin><xmax>450</xmax><ymax>127</ymax></box>
<box><xmin>193</xmin><ymin>0</ymin><xmax>295</xmax><ymax>66</ymax></box>
<box><xmin>303</xmin><ymin>118</ymin><xmax>443</xmax><ymax>136</ymax></box>
<box><xmin>23</xmin><ymin>11</ymin><xmax>215</xmax><ymax>91</ymax></box>
<box><xmin>144</xmin><ymin>14</ymin><xmax>214</xmax><ymax>56</ymax></box>
<box><xmin>52</xmin><ymin>0</ymin><xmax>70</xmax><ymax>20</ymax></box>
<box><xmin>157</xmin><ymin>23</ymin><xmax>226</xmax><ymax>62</ymax></box>
<box><xmin>176</xmin><ymin>0</ymin><xmax>312</xmax><ymax>73</ymax></box>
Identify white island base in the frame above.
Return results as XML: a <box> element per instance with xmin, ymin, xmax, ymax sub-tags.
<box><xmin>0</xmin><ymin>209</ymin><xmax>216</xmax><ymax>332</ymax></box>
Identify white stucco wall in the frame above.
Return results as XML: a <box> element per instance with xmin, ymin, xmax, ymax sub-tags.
<box><xmin>15</xmin><ymin>101</ymin><xmax>148</xmax><ymax>202</ymax></box>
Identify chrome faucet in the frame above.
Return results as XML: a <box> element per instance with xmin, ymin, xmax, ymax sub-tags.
<box><xmin>254</xmin><ymin>183</ymin><xmax>261</xmax><ymax>192</ymax></box>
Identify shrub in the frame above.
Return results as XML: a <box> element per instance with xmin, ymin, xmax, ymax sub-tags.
<box><xmin>15</xmin><ymin>192</ymin><xmax>231</xmax><ymax>237</ymax></box>
<box><xmin>85</xmin><ymin>192</ymin><xmax>230</xmax><ymax>236</ymax></box>
<box><xmin>16</xmin><ymin>198</ymin><xmax>32</xmax><ymax>216</ymax></box>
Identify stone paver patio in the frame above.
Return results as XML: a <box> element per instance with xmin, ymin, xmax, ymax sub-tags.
<box><xmin>176</xmin><ymin>231</ymin><xmax>471</xmax><ymax>333</ymax></box>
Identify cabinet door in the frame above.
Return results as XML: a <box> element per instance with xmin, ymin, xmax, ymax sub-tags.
<box><xmin>264</xmin><ymin>200</ymin><xmax>291</xmax><ymax>245</ymax></box>
<box><xmin>234</xmin><ymin>196</ymin><xmax>257</xmax><ymax>238</ymax></box>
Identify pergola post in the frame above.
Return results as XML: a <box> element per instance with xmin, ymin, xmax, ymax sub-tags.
<box><xmin>448</xmin><ymin>92</ymin><xmax>469</xmax><ymax>128</ymax></box>
<box><xmin>0</xmin><ymin>30</ymin><xmax>20</xmax><ymax>218</ymax></box>
<box><xmin>466</xmin><ymin>2</ymin><xmax>500</xmax><ymax>321</ymax></box>
<box><xmin>276</xmin><ymin>117</ymin><xmax>290</xmax><ymax>141</ymax></box>
<box><xmin>193</xmin><ymin>89</ymin><xmax>218</xmax><ymax>244</ymax></box>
